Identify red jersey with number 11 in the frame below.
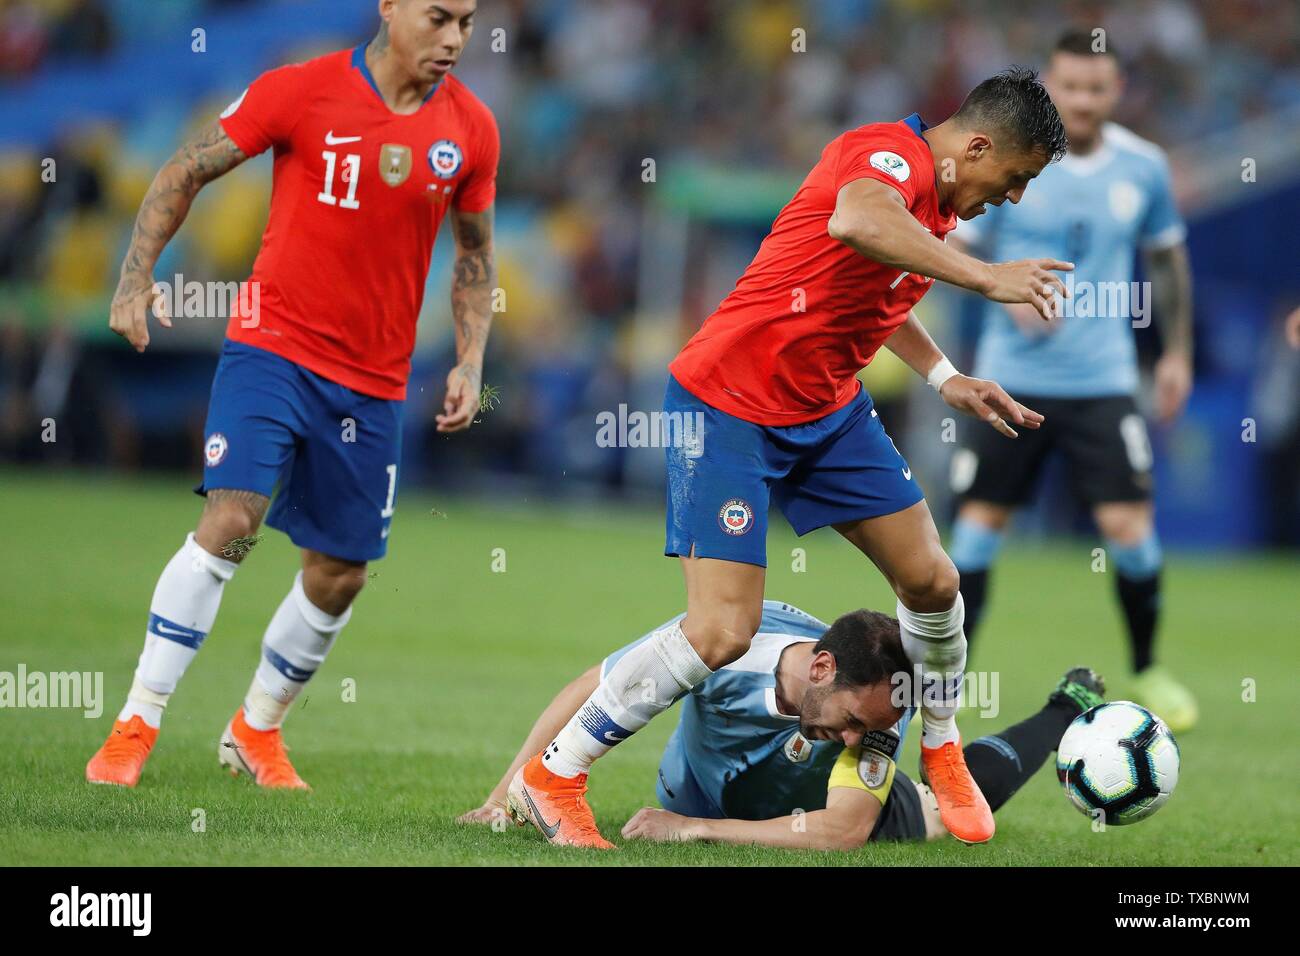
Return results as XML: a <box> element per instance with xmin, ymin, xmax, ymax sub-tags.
<box><xmin>669</xmin><ymin>114</ymin><xmax>955</xmax><ymax>426</ymax></box>
<box><xmin>218</xmin><ymin>46</ymin><xmax>499</xmax><ymax>400</ymax></box>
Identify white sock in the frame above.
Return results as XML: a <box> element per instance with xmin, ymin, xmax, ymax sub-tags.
<box><xmin>243</xmin><ymin>571</ymin><xmax>350</xmax><ymax>731</ymax></box>
<box><xmin>118</xmin><ymin>533</ymin><xmax>238</xmax><ymax>728</ymax></box>
<box><xmin>544</xmin><ymin>620</ymin><xmax>712</xmax><ymax>778</ymax></box>
<box><xmin>897</xmin><ymin>594</ymin><xmax>967</xmax><ymax>748</ymax></box>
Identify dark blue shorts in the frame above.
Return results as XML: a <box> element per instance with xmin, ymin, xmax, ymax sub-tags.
<box><xmin>198</xmin><ymin>341</ymin><xmax>403</xmax><ymax>563</ymax></box>
<box><xmin>663</xmin><ymin>374</ymin><xmax>924</xmax><ymax>568</ymax></box>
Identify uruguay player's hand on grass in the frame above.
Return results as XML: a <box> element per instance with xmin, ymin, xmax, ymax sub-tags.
<box><xmin>456</xmin><ymin>798</ymin><xmax>507</xmax><ymax>825</ymax></box>
<box><xmin>109</xmin><ymin>270</ymin><xmax>169</xmax><ymax>352</ymax></box>
<box><xmin>621</xmin><ymin>807</ymin><xmax>701</xmax><ymax>843</ymax></box>
<box><xmin>939</xmin><ymin>374</ymin><xmax>1044</xmax><ymax>439</ymax></box>
<box><xmin>436</xmin><ymin>362</ymin><xmax>482</xmax><ymax>432</ymax></box>
<box><xmin>1153</xmin><ymin>350</ymin><xmax>1193</xmax><ymax>423</ymax></box>
<box><xmin>980</xmin><ymin>258</ymin><xmax>1074</xmax><ymax>322</ymax></box>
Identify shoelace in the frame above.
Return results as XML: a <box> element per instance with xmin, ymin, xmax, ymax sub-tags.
<box><xmin>933</xmin><ymin>751</ymin><xmax>975</xmax><ymax>807</ymax></box>
<box><xmin>244</xmin><ymin>732</ymin><xmax>300</xmax><ymax>784</ymax></box>
<box><xmin>103</xmin><ymin>726</ymin><xmax>148</xmax><ymax>761</ymax></box>
<box><xmin>550</xmin><ymin>781</ymin><xmax>604</xmax><ymax>837</ymax></box>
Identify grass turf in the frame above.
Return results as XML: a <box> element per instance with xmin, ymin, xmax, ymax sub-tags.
<box><xmin>0</xmin><ymin>469</ymin><xmax>1295</xmax><ymax>866</ymax></box>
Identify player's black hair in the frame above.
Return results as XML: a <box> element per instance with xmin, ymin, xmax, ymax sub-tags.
<box><xmin>814</xmin><ymin>609</ymin><xmax>911</xmax><ymax>690</ymax></box>
<box><xmin>953</xmin><ymin>66</ymin><xmax>1069</xmax><ymax>162</ymax></box>
<box><xmin>1053</xmin><ymin>27</ymin><xmax>1119</xmax><ymax>60</ymax></box>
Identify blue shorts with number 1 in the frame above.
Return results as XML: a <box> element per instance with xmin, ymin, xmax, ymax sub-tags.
<box><xmin>663</xmin><ymin>374</ymin><xmax>924</xmax><ymax>568</ymax></box>
<box><xmin>198</xmin><ymin>340</ymin><xmax>404</xmax><ymax>563</ymax></box>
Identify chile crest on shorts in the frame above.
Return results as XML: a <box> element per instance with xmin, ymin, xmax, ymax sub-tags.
<box><xmin>718</xmin><ymin>498</ymin><xmax>754</xmax><ymax>536</ymax></box>
<box><xmin>204</xmin><ymin>432</ymin><xmax>228</xmax><ymax>467</ymax></box>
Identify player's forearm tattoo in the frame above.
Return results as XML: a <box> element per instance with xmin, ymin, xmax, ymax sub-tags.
<box><xmin>450</xmin><ymin>206</ymin><xmax>496</xmax><ymax>368</ymax></box>
<box><xmin>1145</xmin><ymin>244</ymin><xmax>1193</xmax><ymax>356</ymax></box>
<box><xmin>119</xmin><ymin>120</ymin><xmax>247</xmax><ymax>283</ymax></box>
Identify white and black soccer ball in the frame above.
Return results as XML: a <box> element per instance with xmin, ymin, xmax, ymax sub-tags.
<box><xmin>1056</xmin><ymin>701</ymin><xmax>1180</xmax><ymax>825</ymax></box>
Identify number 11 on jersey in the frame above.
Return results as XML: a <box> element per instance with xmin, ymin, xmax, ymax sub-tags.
<box><xmin>319</xmin><ymin>150</ymin><xmax>361</xmax><ymax>210</ymax></box>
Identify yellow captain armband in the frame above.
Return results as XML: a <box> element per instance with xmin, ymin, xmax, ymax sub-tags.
<box><xmin>828</xmin><ymin>744</ymin><xmax>897</xmax><ymax>804</ymax></box>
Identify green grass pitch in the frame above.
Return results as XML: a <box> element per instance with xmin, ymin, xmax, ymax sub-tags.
<box><xmin>1</xmin><ymin>469</ymin><xmax>1295</xmax><ymax>866</ymax></box>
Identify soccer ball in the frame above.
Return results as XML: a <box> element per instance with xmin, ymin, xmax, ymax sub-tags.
<box><xmin>1056</xmin><ymin>701</ymin><xmax>1180</xmax><ymax>825</ymax></box>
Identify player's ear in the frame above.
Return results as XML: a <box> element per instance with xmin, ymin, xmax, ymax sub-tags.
<box><xmin>809</xmin><ymin>649</ymin><xmax>836</xmax><ymax>685</ymax></box>
<box><xmin>964</xmin><ymin>133</ymin><xmax>993</xmax><ymax>163</ymax></box>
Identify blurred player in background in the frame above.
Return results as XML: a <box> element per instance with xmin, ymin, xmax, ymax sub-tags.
<box><xmin>462</xmin><ymin>602</ymin><xmax>1107</xmax><ymax>851</ymax></box>
<box><xmin>947</xmin><ymin>32</ymin><xmax>1197</xmax><ymax>732</ymax></box>
<box><xmin>507</xmin><ymin>68</ymin><xmax>1074</xmax><ymax>849</ymax></box>
<box><xmin>87</xmin><ymin>0</ymin><xmax>497</xmax><ymax>788</ymax></box>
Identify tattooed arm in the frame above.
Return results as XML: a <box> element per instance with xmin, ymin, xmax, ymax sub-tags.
<box><xmin>1143</xmin><ymin>241</ymin><xmax>1194</xmax><ymax>423</ymax></box>
<box><xmin>109</xmin><ymin>120</ymin><xmax>248</xmax><ymax>352</ymax></box>
<box><xmin>436</xmin><ymin>204</ymin><xmax>497</xmax><ymax>433</ymax></box>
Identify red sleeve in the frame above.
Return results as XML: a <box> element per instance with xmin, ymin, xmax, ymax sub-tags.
<box><xmin>834</xmin><ymin>126</ymin><xmax>931</xmax><ymax>208</ymax></box>
<box><xmin>453</xmin><ymin>107</ymin><xmax>499</xmax><ymax>213</ymax></box>
<box><xmin>218</xmin><ymin>64</ymin><xmax>305</xmax><ymax>158</ymax></box>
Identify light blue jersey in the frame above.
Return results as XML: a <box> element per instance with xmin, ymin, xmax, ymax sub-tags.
<box><xmin>601</xmin><ymin>600</ymin><xmax>914</xmax><ymax>821</ymax></box>
<box><xmin>954</xmin><ymin>123</ymin><xmax>1186</xmax><ymax>397</ymax></box>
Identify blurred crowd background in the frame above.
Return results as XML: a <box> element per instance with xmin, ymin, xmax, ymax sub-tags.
<box><xmin>1</xmin><ymin>0</ymin><xmax>1298</xmax><ymax>546</ymax></box>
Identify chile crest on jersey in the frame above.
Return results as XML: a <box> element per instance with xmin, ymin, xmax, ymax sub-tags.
<box><xmin>428</xmin><ymin>139</ymin><xmax>464</xmax><ymax>179</ymax></box>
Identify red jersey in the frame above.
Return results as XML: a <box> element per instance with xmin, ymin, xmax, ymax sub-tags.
<box><xmin>218</xmin><ymin>46</ymin><xmax>499</xmax><ymax>400</ymax></box>
<box><xmin>669</xmin><ymin>114</ymin><xmax>955</xmax><ymax>425</ymax></box>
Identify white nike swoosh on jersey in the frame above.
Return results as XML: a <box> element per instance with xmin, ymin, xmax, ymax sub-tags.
<box><xmin>325</xmin><ymin>131</ymin><xmax>362</xmax><ymax>145</ymax></box>
<box><xmin>903</xmin><ymin>468</ymin><xmax>912</xmax><ymax>480</ymax></box>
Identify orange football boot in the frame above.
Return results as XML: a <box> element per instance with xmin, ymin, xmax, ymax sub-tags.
<box><xmin>86</xmin><ymin>715</ymin><xmax>159</xmax><ymax>787</ymax></box>
<box><xmin>506</xmin><ymin>753</ymin><xmax>615</xmax><ymax>849</ymax></box>
<box><xmin>920</xmin><ymin>738</ymin><xmax>995</xmax><ymax>844</ymax></box>
<box><xmin>218</xmin><ymin>708</ymin><xmax>310</xmax><ymax>790</ymax></box>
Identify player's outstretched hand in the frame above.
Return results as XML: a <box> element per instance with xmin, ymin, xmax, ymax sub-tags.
<box><xmin>436</xmin><ymin>362</ymin><xmax>482</xmax><ymax>433</ymax></box>
<box><xmin>1153</xmin><ymin>350</ymin><xmax>1193</xmax><ymax>423</ymax></box>
<box><xmin>109</xmin><ymin>271</ymin><xmax>170</xmax><ymax>352</ymax></box>
<box><xmin>456</xmin><ymin>799</ymin><xmax>508</xmax><ymax>826</ymax></box>
<box><xmin>621</xmin><ymin>807</ymin><xmax>701</xmax><ymax>843</ymax></box>
<box><xmin>940</xmin><ymin>374</ymin><xmax>1044</xmax><ymax>439</ymax></box>
<box><xmin>981</xmin><ymin>258</ymin><xmax>1074</xmax><ymax>322</ymax></box>
<box><xmin>1284</xmin><ymin>307</ymin><xmax>1300</xmax><ymax>349</ymax></box>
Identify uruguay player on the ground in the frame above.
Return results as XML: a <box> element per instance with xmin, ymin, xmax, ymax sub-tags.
<box><xmin>508</xmin><ymin>68</ymin><xmax>1073</xmax><ymax>849</ymax></box>
<box><xmin>88</xmin><ymin>0</ymin><xmax>497</xmax><ymax>789</ymax></box>
<box><xmin>461</xmin><ymin>601</ymin><xmax>1107</xmax><ymax>850</ymax></box>
<box><xmin>947</xmin><ymin>31</ymin><xmax>1198</xmax><ymax>732</ymax></box>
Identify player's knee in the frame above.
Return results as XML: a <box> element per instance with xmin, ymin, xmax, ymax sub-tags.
<box><xmin>684</xmin><ymin>606</ymin><xmax>761</xmax><ymax>668</ymax></box>
<box><xmin>894</xmin><ymin>554</ymin><xmax>960</xmax><ymax>613</ymax></box>
<box><xmin>303</xmin><ymin>564</ymin><xmax>367</xmax><ymax>616</ymax></box>
<box><xmin>195</xmin><ymin>500</ymin><xmax>262</xmax><ymax>561</ymax></box>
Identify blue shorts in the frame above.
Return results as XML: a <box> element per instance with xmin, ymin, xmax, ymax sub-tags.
<box><xmin>198</xmin><ymin>341</ymin><xmax>404</xmax><ymax>563</ymax></box>
<box><xmin>663</xmin><ymin>374</ymin><xmax>923</xmax><ymax>567</ymax></box>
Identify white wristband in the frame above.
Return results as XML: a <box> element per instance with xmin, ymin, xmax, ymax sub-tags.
<box><xmin>926</xmin><ymin>357</ymin><xmax>960</xmax><ymax>391</ymax></box>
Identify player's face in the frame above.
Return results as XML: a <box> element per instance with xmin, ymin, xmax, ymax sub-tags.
<box><xmin>1046</xmin><ymin>52</ymin><xmax>1122</xmax><ymax>149</ymax></box>
<box><xmin>798</xmin><ymin>680</ymin><xmax>903</xmax><ymax>748</ymax></box>
<box><xmin>386</xmin><ymin>0</ymin><xmax>477</xmax><ymax>83</ymax></box>
<box><xmin>953</xmin><ymin>137</ymin><xmax>1049</xmax><ymax>220</ymax></box>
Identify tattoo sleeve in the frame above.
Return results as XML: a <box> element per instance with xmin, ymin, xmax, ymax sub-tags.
<box><xmin>449</xmin><ymin>205</ymin><xmax>496</xmax><ymax>370</ymax></box>
<box><xmin>1144</xmin><ymin>242</ymin><xmax>1194</xmax><ymax>357</ymax></box>
<box><xmin>119</xmin><ymin>119</ymin><xmax>248</xmax><ymax>283</ymax></box>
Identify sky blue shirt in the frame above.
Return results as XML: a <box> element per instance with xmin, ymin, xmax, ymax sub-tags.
<box><xmin>602</xmin><ymin>601</ymin><xmax>913</xmax><ymax>820</ymax></box>
<box><xmin>953</xmin><ymin>123</ymin><xmax>1186</xmax><ymax>397</ymax></box>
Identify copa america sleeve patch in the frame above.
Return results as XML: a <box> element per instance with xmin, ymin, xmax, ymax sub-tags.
<box><xmin>869</xmin><ymin>150</ymin><xmax>910</xmax><ymax>183</ymax></box>
<box><xmin>828</xmin><ymin>745</ymin><xmax>897</xmax><ymax>802</ymax></box>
